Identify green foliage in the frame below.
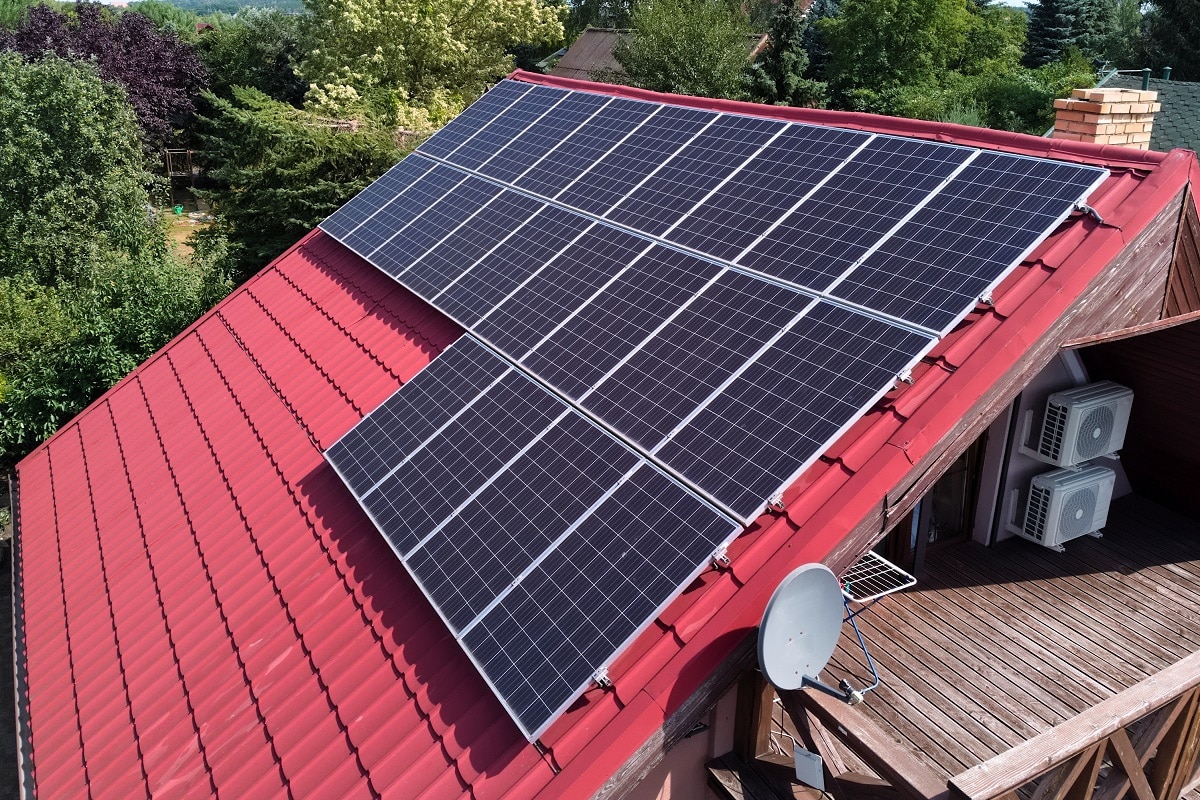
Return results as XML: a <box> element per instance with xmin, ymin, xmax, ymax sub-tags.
<box><xmin>1025</xmin><ymin>0</ymin><xmax>1115</xmax><ymax>67</ymax></box>
<box><xmin>748</xmin><ymin>0</ymin><xmax>826</xmax><ymax>107</ymax></box>
<box><xmin>1144</xmin><ymin>0</ymin><xmax>1200</xmax><ymax>81</ymax></box>
<box><xmin>0</xmin><ymin>246</ymin><xmax>229</xmax><ymax>462</ymax></box>
<box><xmin>298</xmin><ymin>0</ymin><xmax>562</xmax><ymax>122</ymax></box>
<box><xmin>0</xmin><ymin>53</ymin><xmax>153</xmax><ymax>285</ymax></box>
<box><xmin>608</xmin><ymin>0</ymin><xmax>750</xmax><ymax>99</ymax></box>
<box><xmin>193</xmin><ymin>87</ymin><xmax>407</xmax><ymax>281</ymax></box>
<box><xmin>0</xmin><ymin>52</ymin><xmax>228</xmax><ymax>465</ymax></box>
<box><xmin>1105</xmin><ymin>0</ymin><xmax>1144</xmax><ymax>68</ymax></box>
<box><xmin>566</xmin><ymin>0</ymin><xmax>632</xmax><ymax>37</ymax></box>
<box><xmin>821</xmin><ymin>0</ymin><xmax>972</xmax><ymax>98</ymax></box>
<box><xmin>800</xmin><ymin>0</ymin><xmax>837</xmax><ymax>82</ymax></box>
<box><xmin>127</xmin><ymin>0</ymin><xmax>201</xmax><ymax>40</ymax></box>
<box><xmin>198</xmin><ymin>7</ymin><xmax>306</xmax><ymax>104</ymax></box>
<box><xmin>960</xmin><ymin>1</ymin><xmax>1025</xmax><ymax>75</ymax></box>
<box><xmin>876</xmin><ymin>51</ymin><xmax>1094</xmax><ymax>134</ymax></box>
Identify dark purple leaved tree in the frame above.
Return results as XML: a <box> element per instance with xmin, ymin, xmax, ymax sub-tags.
<box><xmin>1</xmin><ymin>2</ymin><xmax>207</xmax><ymax>149</ymax></box>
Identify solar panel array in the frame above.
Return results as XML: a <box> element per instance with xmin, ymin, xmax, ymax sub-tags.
<box><xmin>326</xmin><ymin>337</ymin><xmax>738</xmax><ymax>739</ymax></box>
<box><xmin>321</xmin><ymin>78</ymin><xmax>1107</xmax><ymax>740</ymax></box>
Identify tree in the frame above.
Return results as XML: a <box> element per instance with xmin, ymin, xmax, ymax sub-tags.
<box><xmin>1</xmin><ymin>3</ymin><xmax>207</xmax><ymax>149</ymax></box>
<box><xmin>0</xmin><ymin>52</ymin><xmax>228</xmax><ymax>464</ymax></box>
<box><xmin>1024</xmin><ymin>0</ymin><xmax>1115</xmax><ymax>67</ymax></box>
<box><xmin>1144</xmin><ymin>0</ymin><xmax>1200</xmax><ymax>81</ymax></box>
<box><xmin>1105</xmin><ymin>0</ymin><xmax>1144</xmax><ymax>68</ymax></box>
<box><xmin>0</xmin><ymin>52</ymin><xmax>151</xmax><ymax>284</ymax></box>
<box><xmin>198</xmin><ymin>7</ymin><xmax>306</xmax><ymax>105</ymax></box>
<box><xmin>608</xmin><ymin>0</ymin><xmax>750</xmax><ymax>99</ymax></box>
<box><xmin>960</xmin><ymin>0</ymin><xmax>1025</xmax><ymax>75</ymax></box>
<box><xmin>800</xmin><ymin>0</ymin><xmax>838</xmax><ymax>82</ymax></box>
<box><xmin>821</xmin><ymin>0</ymin><xmax>972</xmax><ymax>103</ymax></box>
<box><xmin>127</xmin><ymin>0</ymin><xmax>201</xmax><ymax>40</ymax></box>
<box><xmin>298</xmin><ymin>0</ymin><xmax>562</xmax><ymax>123</ymax></box>
<box><xmin>747</xmin><ymin>0</ymin><xmax>826</xmax><ymax>106</ymax></box>
<box><xmin>193</xmin><ymin>87</ymin><xmax>408</xmax><ymax>281</ymax></box>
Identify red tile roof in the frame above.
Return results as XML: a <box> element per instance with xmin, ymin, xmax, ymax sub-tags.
<box><xmin>14</xmin><ymin>72</ymin><xmax>1200</xmax><ymax>799</ymax></box>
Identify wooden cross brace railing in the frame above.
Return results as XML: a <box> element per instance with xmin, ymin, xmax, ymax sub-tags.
<box><xmin>951</xmin><ymin>650</ymin><xmax>1200</xmax><ymax>800</ymax></box>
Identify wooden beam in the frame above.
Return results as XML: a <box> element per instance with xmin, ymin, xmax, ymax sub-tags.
<box><xmin>1151</xmin><ymin>686</ymin><xmax>1200</xmax><ymax>798</ymax></box>
<box><xmin>1029</xmin><ymin>743</ymin><xmax>1102</xmax><ymax>800</ymax></box>
<box><xmin>780</xmin><ymin>689</ymin><xmax>949</xmax><ymax>800</ymax></box>
<box><xmin>1062</xmin><ymin>745</ymin><xmax>1105</xmax><ymax>800</ymax></box>
<box><xmin>1061</xmin><ymin>306</ymin><xmax>1200</xmax><ymax>348</ymax></box>
<box><xmin>735</xmin><ymin>670</ymin><xmax>776</xmax><ymax>761</ymax></box>
<box><xmin>951</xmin><ymin>651</ymin><xmax>1200</xmax><ymax>800</ymax></box>
<box><xmin>1103</xmin><ymin>728</ymin><xmax>1155</xmax><ymax>800</ymax></box>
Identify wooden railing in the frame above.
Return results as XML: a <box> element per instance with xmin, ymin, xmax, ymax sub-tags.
<box><xmin>950</xmin><ymin>650</ymin><xmax>1200</xmax><ymax>800</ymax></box>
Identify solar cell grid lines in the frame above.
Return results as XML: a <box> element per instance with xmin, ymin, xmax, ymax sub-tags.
<box><xmin>325</xmin><ymin>336</ymin><xmax>739</xmax><ymax>741</ymax></box>
<box><xmin>665</xmin><ymin>125</ymin><xmax>872</xmax><ymax>261</ymax></box>
<box><xmin>515</xmin><ymin>98</ymin><xmax>659</xmax><ymax>198</ymax></box>
<box><xmin>602</xmin><ymin>113</ymin><xmax>787</xmax><ymax>235</ymax></box>
<box><xmin>400</xmin><ymin>190</ymin><xmax>546</xmax><ymax>300</ymax></box>
<box><xmin>460</xmin><ymin>463</ymin><xmax>737</xmax><ymax>738</ymax></box>
<box><xmin>472</xmin><ymin>225</ymin><xmax>653</xmax><ymax>358</ymax></box>
<box><xmin>320</xmin><ymin>155</ymin><xmax>437</xmax><ymax>241</ymax></box>
<box><xmin>579</xmin><ymin>270</ymin><xmax>814</xmax><ymax>452</ymax></box>
<box><xmin>553</xmin><ymin>103</ymin><xmax>717</xmax><ymax>215</ymax></box>
<box><xmin>329</xmin><ymin>156</ymin><xmax>459</xmax><ymax>256</ymax></box>
<box><xmin>832</xmin><ymin>151</ymin><xmax>1107</xmax><ymax>331</ymax></box>
<box><xmin>433</xmin><ymin>204</ymin><xmax>596</xmax><ymax>327</ymax></box>
<box><xmin>415</xmin><ymin>79</ymin><xmax>531</xmax><ymax>160</ymax></box>
<box><xmin>475</xmin><ymin>91</ymin><xmax>612</xmax><ymax>185</ymax></box>
<box><xmin>442</xmin><ymin>84</ymin><xmax>571</xmax><ymax>171</ymax></box>
<box><xmin>370</xmin><ymin>171</ymin><xmax>500</xmax><ymax>278</ymax></box>
<box><xmin>653</xmin><ymin>303</ymin><xmax>934</xmax><ymax>514</ymax></box>
<box><xmin>736</xmin><ymin>136</ymin><xmax>974</xmax><ymax>291</ymax></box>
<box><xmin>519</xmin><ymin>247</ymin><xmax>724</xmax><ymax>399</ymax></box>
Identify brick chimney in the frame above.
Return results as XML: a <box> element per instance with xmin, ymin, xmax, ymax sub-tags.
<box><xmin>1051</xmin><ymin>88</ymin><xmax>1161</xmax><ymax>149</ymax></box>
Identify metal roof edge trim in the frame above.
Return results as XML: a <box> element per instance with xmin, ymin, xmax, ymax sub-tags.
<box><xmin>9</xmin><ymin>473</ymin><xmax>34</xmax><ymax>799</ymax></box>
<box><xmin>509</xmin><ymin>70</ymin><xmax>1170</xmax><ymax>172</ymax></box>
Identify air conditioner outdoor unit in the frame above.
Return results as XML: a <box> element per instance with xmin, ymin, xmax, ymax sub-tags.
<box><xmin>1020</xmin><ymin>465</ymin><xmax>1115</xmax><ymax>550</ymax></box>
<box><xmin>1033</xmin><ymin>381</ymin><xmax>1133</xmax><ymax>467</ymax></box>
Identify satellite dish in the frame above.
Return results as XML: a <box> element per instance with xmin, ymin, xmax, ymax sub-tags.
<box><xmin>758</xmin><ymin>563</ymin><xmax>844</xmax><ymax>691</ymax></box>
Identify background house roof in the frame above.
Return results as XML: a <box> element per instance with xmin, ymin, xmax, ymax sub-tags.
<box><xmin>547</xmin><ymin>27</ymin><xmax>769</xmax><ymax>82</ymax></box>
<box><xmin>1104</xmin><ymin>72</ymin><xmax>1200</xmax><ymax>153</ymax></box>
<box><xmin>12</xmin><ymin>72</ymin><xmax>1195</xmax><ymax>800</ymax></box>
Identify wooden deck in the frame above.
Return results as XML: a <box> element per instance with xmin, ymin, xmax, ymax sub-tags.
<box><xmin>818</xmin><ymin>493</ymin><xmax>1200</xmax><ymax>785</ymax></box>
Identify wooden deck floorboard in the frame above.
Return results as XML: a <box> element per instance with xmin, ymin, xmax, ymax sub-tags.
<box><xmin>818</xmin><ymin>494</ymin><xmax>1200</xmax><ymax>784</ymax></box>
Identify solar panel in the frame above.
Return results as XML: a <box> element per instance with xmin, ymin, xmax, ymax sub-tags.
<box><xmin>735</xmin><ymin>136</ymin><xmax>974</xmax><ymax>292</ymax></box>
<box><xmin>475</xmin><ymin>91</ymin><xmax>612</xmax><ymax>185</ymax></box>
<box><xmin>443</xmin><ymin>84</ymin><xmax>570</xmax><ymax>171</ymax></box>
<box><xmin>665</xmin><ymin>125</ymin><xmax>871</xmax><ymax>261</ymax></box>
<box><xmin>322</xmin><ymin>77</ymin><xmax>1108</xmax><ymax>740</ymax></box>
<box><xmin>514</xmin><ymin>98</ymin><xmax>658</xmax><ymax>198</ymax></box>
<box><xmin>326</xmin><ymin>337</ymin><xmax>738</xmax><ymax>741</ymax></box>
<box><xmin>830</xmin><ymin>151</ymin><xmax>1108</xmax><ymax>332</ymax></box>
<box><xmin>652</xmin><ymin>302</ymin><xmax>934</xmax><ymax>516</ymax></box>
<box><xmin>553</xmin><ymin>104</ymin><xmax>716</xmax><ymax>215</ymax></box>
<box><xmin>416</xmin><ymin>79</ymin><xmax>532</xmax><ymax>160</ymax></box>
<box><xmin>602</xmin><ymin>113</ymin><xmax>786</xmax><ymax>235</ymax></box>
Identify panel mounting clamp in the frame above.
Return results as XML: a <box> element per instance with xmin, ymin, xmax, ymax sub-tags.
<box><xmin>978</xmin><ymin>290</ymin><xmax>994</xmax><ymax>306</ymax></box>
<box><xmin>767</xmin><ymin>492</ymin><xmax>786</xmax><ymax>512</ymax></box>
<box><xmin>1074</xmin><ymin>202</ymin><xmax>1117</xmax><ymax>229</ymax></box>
<box><xmin>593</xmin><ymin>667</ymin><xmax>612</xmax><ymax>689</ymax></box>
<box><xmin>711</xmin><ymin>544</ymin><xmax>732</xmax><ymax>568</ymax></box>
<box><xmin>895</xmin><ymin>369</ymin><xmax>914</xmax><ymax>386</ymax></box>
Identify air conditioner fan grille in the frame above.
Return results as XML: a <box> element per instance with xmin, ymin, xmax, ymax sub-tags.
<box><xmin>1059</xmin><ymin>486</ymin><xmax>1098</xmax><ymax>539</ymax></box>
<box><xmin>1073</xmin><ymin>405</ymin><xmax>1116</xmax><ymax>461</ymax></box>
